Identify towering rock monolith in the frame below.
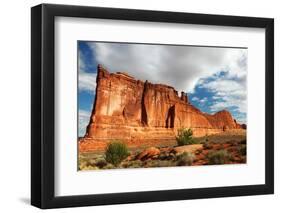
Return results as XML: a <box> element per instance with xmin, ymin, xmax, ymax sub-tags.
<box><xmin>82</xmin><ymin>65</ymin><xmax>243</xmax><ymax>144</ymax></box>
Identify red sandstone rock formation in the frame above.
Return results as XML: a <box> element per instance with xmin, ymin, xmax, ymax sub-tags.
<box><xmin>83</xmin><ymin>65</ymin><xmax>243</xmax><ymax>144</ymax></box>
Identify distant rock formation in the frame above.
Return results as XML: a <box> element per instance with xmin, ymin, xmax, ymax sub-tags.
<box><xmin>82</xmin><ymin>65</ymin><xmax>243</xmax><ymax>144</ymax></box>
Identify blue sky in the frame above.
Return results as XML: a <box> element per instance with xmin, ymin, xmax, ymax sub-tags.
<box><xmin>78</xmin><ymin>41</ymin><xmax>247</xmax><ymax>136</ymax></box>
<box><xmin>78</xmin><ymin>42</ymin><xmax>97</xmax><ymax>136</ymax></box>
<box><xmin>78</xmin><ymin>42</ymin><xmax>96</xmax><ymax>110</ymax></box>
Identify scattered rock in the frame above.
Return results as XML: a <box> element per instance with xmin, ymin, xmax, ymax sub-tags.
<box><xmin>212</xmin><ymin>144</ymin><xmax>222</xmax><ymax>150</ymax></box>
<box><xmin>80</xmin><ymin>64</ymin><xmax>244</xmax><ymax>151</ymax></box>
<box><xmin>160</xmin><ymin>147</ymin><xmax>174</xmax><ymax>153</ymax></box>
<box><xmin>136</xmin><ymin>147</ymin><xmax>160</xmax><ymax>160</ymax></box>
<box><xmin>125</xmin><ymin>155</ymin><xmax>133</xmax><ymax>161</ymax></box>
<box><xmin>173</xmin><ymin>144</ymin><xmax>203</xmax><ymax>155</ymax></box>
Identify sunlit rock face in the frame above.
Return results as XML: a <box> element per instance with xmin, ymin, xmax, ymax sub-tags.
<box><xmin>83</xmin><ymin>65</ymin><xmax>243</xmax><ymax>143</ymax></box>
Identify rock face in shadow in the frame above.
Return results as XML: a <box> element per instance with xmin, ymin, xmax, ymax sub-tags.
<box><xmin>83</xmin><ymin>65</ymin><xmax>243</xmax><ymax>143</ymax></box>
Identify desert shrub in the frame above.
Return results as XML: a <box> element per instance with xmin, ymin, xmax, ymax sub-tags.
<box><xmin>176</xmin><ymin>128</ymin><xmax>195</xmax><ymax>146</ymax></box>
<box><xmin>203</xmin><ymin>142</ymin><xmax>213</xmax><ymax>150</ymax></box>
<box><xmin>88</xmin><ymin>159</ymin><xmax>97</xmax><ymax>166</ymax></box>
<box><xmin>207</xmin><ymin>149</ymin><xmax>231</xmax><ymax>165</ymax></box>
<box><xmin>122</xmin><ymin>160</ymin><xmax>143</xmax><ymax>168</ymax></box>
<box><xmin>155</xmin><ymin>160</ymin><xmax>175</xmax><ymax>167</ymax></box>
<box><xmin>176</xmin><ymin>152</ymin><xmax>195</xmax><ymax>166</ymax></box>
<box><xmin>204</xmin><ymin>134</ymin><xmax>209</xmax><ymax>142</ymax></box>
<box><xmin>105</xmin><ymin>141</ymin><xmax>129</xmax><ymax>166</ymax></box>
<box><xmin>83</xmin><ymin>165</ymin><xmax>99</xmax><ymax>170</ymax></box>
<box><xmin>103</xmin><ymin>164</ymin><xmax>115</xmax><ymax>169</ymax></box>
<box><xmin>78</xmin><ymin>158</ymin><xmax>99</xmax><ymax>170</ymax></box>
<box><xmin>146</xmin><ymin>160</ymin><xmax>175</xmax><ymax>168</ymax></box>
<box><xmin>159</xmin><ymin>152</ymin><xmax>175</xmax><ymax>160</ymax></box>
<box><xmin>79</xmin><ymin>160</ymin><xmax>88</xmax><ymax>170</ymax></box>
<box><xmin>78</xmin><ymin>158</ymin><xmax>99</xmax><ymax>171</ymax></box>
<box><xmin>78</xmin><ymin>157</ymin><xmax>92</xmax><ymax>170</ymax></box>
<box><xmin>240</xmin><ymin>139</ymin><xmax>247</xmax><ymax>144</ymax></box>
<box><xmin>95</xmin><ymin>158</ymin><xmax>108</xmax><ymax>168</ymax></box>
<box><xmin>238</xmin><ymin>145</ymin><xmax>247</xmax><ymax>156</ymax></box>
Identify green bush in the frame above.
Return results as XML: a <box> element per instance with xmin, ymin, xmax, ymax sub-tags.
<box><xmin>240</xmin><ymin>139</ymin><xmax>247</xmax><ymax>144</ymax></box>
<box><xmin>105</xmin><ymin>141</ymin><xmax>129</xmax><ymax>166</ymax></box>
<box><xmin>103</xmin><ymin>164</ymin><xmax>115</xmax><ymax>169</ymax></box>
<box><xmin>238</xmin><ymin>145</ymin><xmax>247</xmax><ymax>156</ymax></box>
<box><xmin>159</xmin><ymin>152</ymin><xmax>175</xmax><ymax>160</ymax></box>
<box><xmin>176</xmin><ymin>152</ymin><xmax>195</xmax><ymax>166</ymax></box>
<box><xmin>78</xmin><ymin>158</ymin><xmax>99</xmax><ymax>170</ymax></box>
<box><xmin>145</xmin><ymin>160</ymin><xmax>175</xmax><ymax>168</ymax></box>
<box><xmin>205</xmin><ymin>134</ymin><xmax>209</xmax><ymax>142</ymax></box>
<box><xmin>122</xmin><ymin>160</ymin><xmax>143</xmax><ymax>168</ymax></box>
<box><xmin>207</xmin><ymin>149</ymin><xmax>231</xmax><ymax>165</ymax></box>
<box><xmin>176</xmin><ymin>128</ymin><xmax>195</xmax><ymax>146</ymax></box>
<box><xmin>203</xmin><ymin>142</ymin><xmax>213</xmax><ymax>150</ymax></box>
<box><xmin>95</xmin><ymin>158</ymin><xmax>108</xmax><ymax>168</ymax></box>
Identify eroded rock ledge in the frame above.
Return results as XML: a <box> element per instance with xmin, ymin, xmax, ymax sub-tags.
<box><xmin>82</xmin><ymin>64</ymin><xmax>244</xmax><ymax>145</ymax></box>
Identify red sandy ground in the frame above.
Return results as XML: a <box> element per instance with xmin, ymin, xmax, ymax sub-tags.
<box><xmin>79</xmin><ymin>138</ymin><xmax>177</xmax><ymax>153</ymax></box>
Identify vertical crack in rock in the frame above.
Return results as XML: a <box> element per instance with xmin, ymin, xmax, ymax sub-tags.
<box><xmin>141</xmin><ymin>81</ymin><xmax>148</xmax><ymax>126</ymax></box>
<box><xmin>83</xmin><ymin>65</ymin><xmax>244</xmax><ymax>142</ymax></box>
<box><xmin>165</xmin><ymin>105</ymin><xmax>175</xmax><ymax>128</ymax></box>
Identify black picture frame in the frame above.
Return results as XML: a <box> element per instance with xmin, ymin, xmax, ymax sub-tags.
<box><xmin>31</xmin><ymin>3</ymin><xmax>274</xmax><ymax>209</ymax></box>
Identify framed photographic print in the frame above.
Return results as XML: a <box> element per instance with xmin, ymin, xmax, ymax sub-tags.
<box><xmin>31</xmin><ymin>4</ymin><xmax>274</xmax><ymax>209</ymax></box>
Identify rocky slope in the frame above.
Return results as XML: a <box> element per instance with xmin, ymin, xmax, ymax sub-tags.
<box><xmin>81</xmin><ymin>65</ymin><xmax>244</xmax><ymax>145</ymax></box>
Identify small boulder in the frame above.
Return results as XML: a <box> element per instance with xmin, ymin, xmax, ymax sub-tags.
<box><xmin>173</xmin><ymin>144</ymin><xmax>203</xmax><ymax>155</ymax></box>
<box><xmin>160</xmin><ymin>147</ymin><xmax>174</xmax><ymax>154</ymax></box>
<box><xmin>136</xmin><ymin>147</ymin><xmax>160</xmax><ymax>161</ymax></box>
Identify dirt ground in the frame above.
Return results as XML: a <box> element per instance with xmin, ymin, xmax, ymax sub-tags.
<box><xmin>78</xmin><ymin>130</ymin><xmax>247</xmax><ymax>170</ymax></box>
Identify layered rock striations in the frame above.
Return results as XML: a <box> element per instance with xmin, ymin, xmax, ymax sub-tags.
<box><xmin>83</xmin><ymin>65</ymin><xmax>243</xmax><ymax>144</ymax></box>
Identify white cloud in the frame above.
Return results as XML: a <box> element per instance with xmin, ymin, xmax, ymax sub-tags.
<box><xmin>192</xmin><ymin>50</ymin><xmax>247</xmax><ymax>123</ymax></box>
<box><xmin>78</xmin><ymin>50</ymin><xmax>97</xmax><ymax>93</ymax></box>
<box><xmin>79</xmin><ymin>109</ymin><xmax>91</xmax><ymax>137</ymax></box>
<box><xmin>198</xmin><ymin>75</ymin><xmax>247</xmax><ymax>124</ymax></box>
<box><xmin>212</xmin><ymin>96</ymin><xmax>220</xmax><ymax>100</ymax></box>
<box><xmin>86</xmin><ymin>42</ymin><xmax>247</xmax><ymax>123</ymax></box>
<box><xmin>88</xmin><ymin>43</ymin><xmax>247</xmax><ymax>94</ymax></box>
<box><xmin>233</xmin><ymin>113</ymin><xmax>247</xmax><ymax>124</ymax></box>
<box><xmin>79</xmin><ymin>72</ymin><xmax>97</xmax><ymax>93</ymax></box>
<box><xmin>191</xmin><ymin>96</ymin><xmax>208</xmax><ymax>104</ymax></box>
<box><xmin>191</xmin><ymin>97</ymin><xmax>199</xmax><ymax>102</ymax></box>
<box><xmin>201</xmin><ymin>78</ymin><xmax>247</xmax><ymax>115</ymax></box>
<box><xmin>199</xmin><ymin>97</ymin><xmax>208</xmax><ymax>104</ymax></box>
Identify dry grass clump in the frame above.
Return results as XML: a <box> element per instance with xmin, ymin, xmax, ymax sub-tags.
<box><xmin>176</xmin><ymin>128</ymin><xmax>196</xmax><ymax>146</ymax></box>
<box><xmin>105</xmin><ymin>140</ymin><xmax>129</xmax><ymax>166</ymax></box>
<box><xmin>207</xmin><ymin>149</ymin><xmax>231</xmax><ymax>165</ymax></box>
<box><xmin>176</xmin><ymin>152</ymin><xmax>195</xmax><ymax>166</ymax></box>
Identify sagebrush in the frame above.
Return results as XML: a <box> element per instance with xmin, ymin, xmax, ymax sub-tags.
<box><xmin>176</xmin><ymin>152</ymin><xmax>195</xmax><ymax>166</ymax></box>
<box><xmin>176</xmin><ymin>128</ymin><xmax>195</xmax><ymax>146</ymax></box>
<box><xmin>105</xmin><ymin>140</ymin><xmax>129</xmax><ymax>166</ymax></box>
<box><xmin>207</xmin><ymin>149</ymin><xmax>231</xmax><ymax>165</ymax></box>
